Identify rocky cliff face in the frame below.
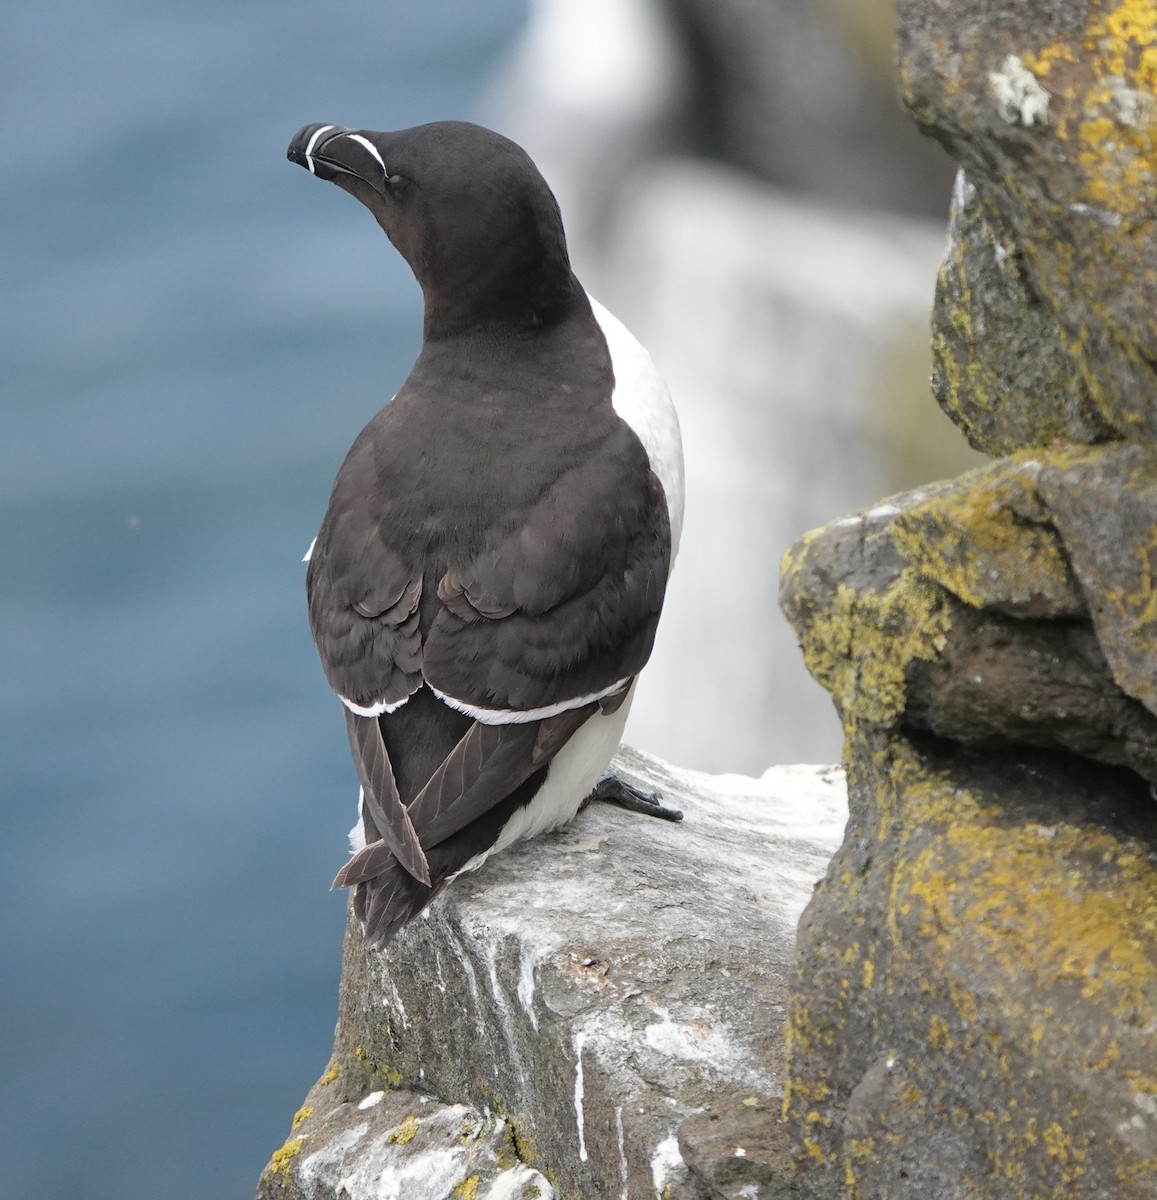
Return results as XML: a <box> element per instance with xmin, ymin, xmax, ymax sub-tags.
<box><xmin>779</xmin><ymin>3</ymin><xmax>1157</xmax><ymax>1196</ymax></box>
<box><xmin>256</xmin><ymin>749</ymin><xmax>846</xmax><ymax>1199</ymax></box>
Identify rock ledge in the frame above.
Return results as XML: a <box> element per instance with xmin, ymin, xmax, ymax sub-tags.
<box><xmin>257</xmin><ymin>747</ymin><xmax>846</xmax><ymax>1200</ymax></box>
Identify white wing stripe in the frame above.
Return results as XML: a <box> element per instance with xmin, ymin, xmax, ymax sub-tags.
<box><xmin>428</xmin><ymin>678</ymin><xmax>631</xmax><ymax>725</ymax></box>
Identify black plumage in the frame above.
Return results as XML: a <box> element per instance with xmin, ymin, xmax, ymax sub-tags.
<box><xmin>287</xmin><ymin>121</ymin><xmax>675</xmax><ymax>946</ymax></box>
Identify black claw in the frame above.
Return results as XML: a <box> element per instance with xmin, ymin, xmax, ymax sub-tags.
<box><xmin>587</xmin><ymin>772</ymin><xmax>683</xmax><ymax>822</ymax></box>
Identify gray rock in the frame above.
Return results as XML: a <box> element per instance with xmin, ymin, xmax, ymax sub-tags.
<box><xmin>257</xmin><ymin>747</ymin><xmax>846</xmax><ymax>1199</ymax></box>
<box><xmin>782</xmin><ymin>458</ymin><xmax>1157</xmax><ymax>785</ymax></box>
<box><xmin>1037</xmin><ymin>443</ymin><xmax>1157</xmax><ymax>719</ymax></box>
<box><xmin>256</xmin><ymin>1083</ymin><xmax>553</xmax><ymax>1200</ymax></box>
<box><xmin>786</xmin><ymin>730</ymin><xmax>1157</xmax><ymax>1200</ymax></box>
<box><xmin>780</xmin><ymin>465</ymin><xmax>1157</xmax><ymax>1194</ymax></box>
<box><xmin>898</xmin><ymin>0</ymin><xmax>1157</xmax><ymax>441</ymax></box>
<box><xmin>931</xmin><ymin>170</ymin><xmax>1113</xmax><ymax>455</ymax></box>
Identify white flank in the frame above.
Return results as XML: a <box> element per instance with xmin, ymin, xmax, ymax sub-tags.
<box><xmin>346</xmin><ymin>132</ymin><xmax>388</xmax><ymax>175</ymax></box>
<box><xmin>588</xmin><ymin>295</ymin><xmax>685</xmax><ymax>559</ymax></box>
<box><xmin>304</xmin><ymin>124</ymin><xmax>335</xmax><ymax>175</ymax></box>
<box><xmin>428</xmin><ymin>677</ymin><xmax>630</xmax><ymax>725</ymax></box>
<box><xmin>302</xmin><ymin>536</ymin><xmax>317</xmax><ymax>563</ymax></box>
<box><xmin>349</xmin><ymin>787</ymin><xmax>367</xmax><ymax>853</ymax></box>
<box><xmin>457</xmin><ymin>683</ymin><xmax>636</xmax><ymax>875</ymax></box>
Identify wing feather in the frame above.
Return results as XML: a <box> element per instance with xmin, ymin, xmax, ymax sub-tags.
<box><xmin>344</xmin><ymin>709</ymin><xmax>431</xmax><ymax>886</ymax></box>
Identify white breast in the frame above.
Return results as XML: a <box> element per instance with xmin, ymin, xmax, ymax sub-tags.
<box><xmin>588</xmin><ymin>295</ymin><xmax>685</xmax><ymax>561</ymax></box>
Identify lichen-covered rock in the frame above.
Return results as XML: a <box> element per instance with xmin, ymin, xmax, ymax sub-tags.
<box><xmin>778</xmin><ymin>491</ymin><xmax>953</xmax><ymax>730</ymax></box>
<box><xmin>777</xmin><ymin>4</ymin><xmax>1157</xmax><ymax>1197</ymax></box>
<box><xmin>256</xmin><ymin>1075</ymin><xmax>553</xmax><ymax>1200</ymax></box>
<box><xmin>780</xmin><ymin>461</ymin><xmax>1157</xmax><ymax>1195</ymax></box>
<box><xmin>899</xmin><ymin>0</ymin><xmax>1157</xmax><ymax>441</ymax></box>
<box><xmin>785</xmin><ymin>731</ymin><xmax>1157</xmax><ymax>1199</ymax></box>
<box><xmin>888</xmin><ymin>456</ymin><xmax>1083</xmax><ymax>619</ymax></box>
<box><xmin>259</xmin><ymin>748</ymin><xmax>846</xmax><ymax>1200</ymax></box>
<box><xmin>931</xmin><ymin>171</ymin><xmax>1112</xmax><ymax>455</ymax></box>
<box><xmin>1037</xmin><ymin>441</ymin><xmax>1157</xmax><ymax>717</ymax></box>
<box><xmin>781</xmin><ymin>454</ymin><xmax>1157</xmax><ymax>785</ymax></box>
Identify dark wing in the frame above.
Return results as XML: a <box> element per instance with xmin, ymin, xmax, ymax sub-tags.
<box><xmin>306</xmin><ymin>437</ymin><xmax>424</xmax><ymax>714</ymax></box>
<box><xmin>343</xmin><ymin>708</ymin><xmax>430</xmax><ymax>886</ymax></box>
<box><xmin>312</xmin><ymin>418</ymin><xmax>671</xmax><ymax>918</ymax></box>
<box><xmin>333</xmin><ymin>700</ymin><xmax>595</xmax><ymax>889</ymax></box>
<box><xmin>424</xmin><ymin>435</ymin><xmax>672</xmax><ymax>714</ymax></box>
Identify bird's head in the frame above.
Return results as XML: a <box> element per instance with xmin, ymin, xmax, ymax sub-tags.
<box><xmin>287</xmin><ymin>120</ymin><xmax>578</xmax><ymax>338</ymax></box>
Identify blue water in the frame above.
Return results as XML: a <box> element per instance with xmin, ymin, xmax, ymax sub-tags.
<box><xmin>1</xmin><ymin>2</ymin><xmax>526</xmax><ymax>1195</ymax></box>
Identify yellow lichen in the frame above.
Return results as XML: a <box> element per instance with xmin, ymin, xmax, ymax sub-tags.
<box><xmin>844</xmin><ymin>1136</ymin><xmax>878</xmax><ymax>1192</ymax></box>
<box><xmin>507</xmin><ymin>1120</ymin><xmax>538</xmax><ymax>1167</ymax></box>
<box><xmin>787</xmin><ymin>724</ymin><xmax>1157</xmax><ymax>1189</ymax></box>
<box><xmin>386</xmin><ymin>1114</ymin><xmax>420</xmax><ymax>1145</ymax></box>
<box><xmin>890</xmin><ymin>459</ymin><xmax>1076</xmax><ymax>613</ymax></box>
<box><xmin>928</xmin><ymin>1014</ymin><xmax>954</xmax><ymax>1052</ymax></box>
<box><xmin>451</xmin><ymin>1176</ymin><xmax>481</xmax><ymax>1200</ymax></box>
<box><xmin>1024</xmin><ymin>2</ymin><xmax>1157</xmax><ymax>219</ymax></box>
<box><xmin>291</xmin><ymin>1105</ymin><xmax>313</xmax><ymax>1133</ymax></box>
<box><xmin>319</xmin><ymin>1064</ymin><xmax>339</xmax><ymax>1086</ymax></box>
<box><xmin>909</xmin><ymin>819</ymin><xmax>1157</xmax><ymax>1016</ymax></box>
<box><xmin>784</xmin><ymin>558</ymin><xmax>950</xmax><ymax>727</ymax></box>
<box><xmin>266</xmin><ymin>1136</ymin><xmax>305</xmax><ymax>1183</ymax></box>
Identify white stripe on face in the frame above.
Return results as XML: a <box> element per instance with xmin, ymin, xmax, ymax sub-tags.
<box><xmin>304</xmin><ymin>124</ymin><xmax>336</xmax><ymax>175</ymax></box>
<box><xmin>346</xmin><ymin>133</ymin><xmax>388</xmax><ymax>176</ymax></box>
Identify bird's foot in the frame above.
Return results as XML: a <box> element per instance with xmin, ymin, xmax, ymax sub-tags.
<box><xmin>585</xmin><ymin>771</ymin><xmax>683</xmax><ymax>822</ymax></box>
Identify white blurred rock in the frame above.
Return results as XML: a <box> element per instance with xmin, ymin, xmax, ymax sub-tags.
<box><xmin>594</xmin><ymin>160</ymin><xmax>965</xmax><ymax>770</ymax></box>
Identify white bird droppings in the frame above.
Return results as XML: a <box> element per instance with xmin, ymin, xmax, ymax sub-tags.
<box><xmin>573</xmin><ymin>1030</ymin><xmax>588</xmax><ymax>1162</ymax></box>
<box><xmin>650</xmin><ymin>1132</ymin><xmax>683</xmax><ymax>1197</ymax></box>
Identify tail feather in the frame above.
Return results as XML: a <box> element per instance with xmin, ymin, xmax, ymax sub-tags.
<box><xmin>354</xmin><ymin>863</ymin><xmax>443</xmax><ymax>949</ymax></box>
<box><xmin>332</xmin><ymin>838</ymin><xmax>397</xmax><ymax>889</ymax></box>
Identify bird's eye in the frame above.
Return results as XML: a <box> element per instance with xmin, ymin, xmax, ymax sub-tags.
<box><xmin>386</xmin><ymin>173</ymin><xmax>404</xmax><ymax>187</ymax></box>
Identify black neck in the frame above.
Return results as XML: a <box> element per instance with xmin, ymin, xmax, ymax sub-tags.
<box><xmin>420</xmin><ymin>251</ymin><xmax>582</xmax><ymax>342</ymax></box>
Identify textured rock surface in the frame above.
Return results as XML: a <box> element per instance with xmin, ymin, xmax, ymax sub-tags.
<box><xmin>900</xmin><ymin>0</ymin><xmax>1157</xmax><ymax>441</ymax></box>
<box><xmin>782</xmin><ymin>455</ymin><xmax>1157</xmax><ymax>785</ymax></box>
<box><xmin>780</xmin><ymin>458</ymin><xmax>1157</xmax><ymax>1199</ymax></box>
<box><xmin>931</xmin><ymin>171</ymin><xmax>1113</xmax><ymax>454</ymax></box>
<box><xmin>255</xmin><ymin>1082</ymin><xmax>553</xmax><ymax>1200</ymax></box>
<box><xmin>788</xmin><ymin>732</ymin><xmax>1157</xmax><ymax>1199</ymax></box>
<box><xmin>776</xmin><ymin>2</ymin><xmax>1157</xmax><ymax>1195</ymax></box>
<box><xmin>258</xmin><ymin>748</ymin><xmax>847</xmax><ymax>1199</ymax></box>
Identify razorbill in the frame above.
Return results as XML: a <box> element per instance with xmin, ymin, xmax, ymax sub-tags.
<box><xmin>287</xmin><ymin>120</ymin><xmax>684</xmax><ymax>947</ymax></box>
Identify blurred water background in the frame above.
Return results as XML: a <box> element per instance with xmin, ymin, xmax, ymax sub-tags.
<box><xmin>2</xmin><ymin>1</ymin><xmax>966</xmax><ymax>1195</ymax></box>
